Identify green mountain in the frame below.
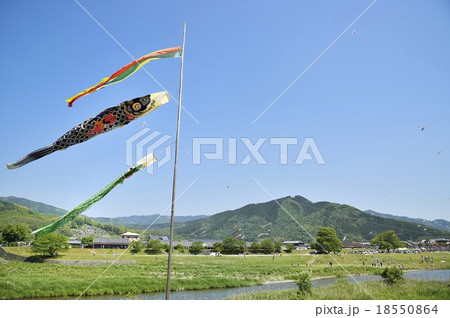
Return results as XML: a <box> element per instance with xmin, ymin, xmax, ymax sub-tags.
<box><xmin>172</xmin><ymin>196</ymin><xmax>450</xmax><ymax>242</ymax></box>
<box><xmin>364</xmin><ymin>210</ymin><xmax>450</xmax><ymax>232</ymax></box>
<box><xmin>0</xmin><ymin>196</ymin><xmax>206</xmax><ymax>229</ymax></box>
<box><xmin>0</xmin><ymin>196</ymin><xmax>67</xmax><ymax>216</ymax></box>
<box><xmin>0</xmin><ymin>201</ymin><xmax>58</xmax><ymax>230</ymax></box>
<box><xmin>3</xmin><ymin>195</ymin><xmax>448</xmax><ymax>243</ymax></box>
<box><xmin>0</xmin><ymin>199</ymin><xmax>130</xmax><ymax>238</ymax></box>
<box><xmin>92</xmin><ymin>215</ymin><xmax>208</xmax><ymax>229</ymax></box>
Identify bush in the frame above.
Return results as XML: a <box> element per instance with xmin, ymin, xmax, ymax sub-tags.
<box><xmin>249</xmin><ymin>242</ymin><xmax>261</xmax><ymax>254</ymax></box>
<box><xmin>146</xmin><ymin>240</ymin><xmax>163</xmax><ymax>254</ymax></box>
<box><xmin>285</xmin><ymin>243</ymin><xmax>294</xmax><ymax>253</ymax></box>
<box><xmin>381</xmin><ymin>266</ymin><xmax>404</xmax><ymax>285</ymax></box>
<box><xmin>274</xmin><ymin>241</ymin><xmax>282</xmax><ymax>253</ymax></box>
<box><xmin>213</xmin><ymin>242</ymin><xmax>223</xmax><ymax>253</ymax></box>
<box><xmin>296</xmin><ymin>272</ymin><xmax>312</xmax><ymax>297</ymax></box>
<box><xmin>130</xmin><ymin>241</ymin><xmax>144</xmax><ymax>254</ymax></box>
<box><xmin>190</xmin><ymin>241</ymin><xmax>204</xmax><ymax>255</ymax></box>
<box><xmin>260</xmin><ymin>239</ymin><xmax>275</xmax><ymax>254</ymax></box>
<box><xmin>175</xmin><ymin>243</ymin><xmax>185</xmax><ymax>252</ymax></box>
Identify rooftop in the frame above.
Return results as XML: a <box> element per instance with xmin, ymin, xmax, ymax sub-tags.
<box><xmin>94</xmin><ymin>238</ymin><xmax>130</xmax><ymax>245</ymax></box>
<box><xmin>148</xmin><ymin>236</ymin><xmax>169</xmax><ymax>242</ymax></box>
<box><xmin>121</xmin><ymin>232</ymin><xmax>140</xmax><ymax>236</ymax></box>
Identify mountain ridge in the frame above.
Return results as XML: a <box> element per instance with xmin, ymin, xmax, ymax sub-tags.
<box><xmin>0</xmin><ymin>196</ymin><xmax>67</xmax><ymax>216</ymax></box>
<box><xmin>170</xmin><ymin>195</ymin><xmax>449</xmax><ymax>242</ymax></box>
<box><xmin>1</xmin><ymin>195</ymin><xmax>448</xmax><ymax>242</ymax></box>
<box><xmin>363</xmin><ymin>209</ymin><xmax>449</xmax><ymax>232</ymax></box>
<box><xmin>91</xmin><ymin>215</ymin><xmax>208</xmax><ymax>228</ymax></box>
<box><xmin>0</xmin><ymin>200</ymin><xmax>130</xmax><ymax>238</ymax></box>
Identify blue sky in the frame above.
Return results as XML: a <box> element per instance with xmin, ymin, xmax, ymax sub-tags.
<box><xmin>0</xmin><ymin>0</ymin><xmax>449</xmax><ymax>221</ymax></box>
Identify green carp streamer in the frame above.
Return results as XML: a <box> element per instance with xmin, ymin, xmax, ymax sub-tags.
<box><xmin>32</xmin><ymin>154</ymin><xmax>156</xmax><ymax>237</ymax></box>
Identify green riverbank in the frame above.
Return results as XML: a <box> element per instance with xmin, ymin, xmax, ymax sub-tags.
<box><xmin>228</xmin><ymin>279</ymin><xmax>450</xmax><ymax>300</ymax></box>
<box><xmin>1</xmin><ymin>248</ymin><xmax>448</xmax><ymax>299</ymax></box>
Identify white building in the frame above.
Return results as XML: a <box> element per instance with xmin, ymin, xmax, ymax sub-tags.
<box><xmin>121</xmin><ymin>232</ymin><xmax>141</xmax><ymax>242</ymax></box>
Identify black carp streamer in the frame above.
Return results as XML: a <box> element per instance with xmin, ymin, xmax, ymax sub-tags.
<box><xmin>7</xmin><ymin>91</ymin><xmax>169</xmax><ymax>169</ymax></box>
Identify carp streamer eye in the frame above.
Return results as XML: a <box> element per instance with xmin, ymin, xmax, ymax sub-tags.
<box><xmin>140</xmin><ymin>97</ymin><xmax>149</xmax><ymax>106</ymax></box>
<box><xmin>132</xmin><ymin>103</ymin><xmax>142</xmax><ymax>112</ymax></box>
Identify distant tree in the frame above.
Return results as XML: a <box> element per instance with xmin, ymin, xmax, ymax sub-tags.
<box><xmin>189</xmin><ymin>241</ymin><xmax>204</xmax><ymax>255</ymax></box>
<box><xmin>0</xmin><ymin>223</ymin><xmax>32</xmax><ymax>243</ymax></box>
<box><xmin>130</xmin><ymin>240</ymin><xmax>144</xmax><ymax>254</ymax></box>
<box><xmin>32</xmin><ymin>233</ymin><xmax>69</xmax><ymax>257</ymax></box>
<box><xmin>146</xmin><ymin>240</ymin><xmax>163</xmax><ymax>254</ymax></box>
<box><xmin>222</xmin><ymin>237</ymin><xmax>246</xmax><ymax>254</ymax></box>
<box><xmin>222</xmin><ymin>237</ymin><xmax>237</xmax><ymax>254</ymax></box>
<box><xmin>285</xmin><ymin>243</ymin><xmax>295</xmax><ymax>253</ymax></box>
<box><xmin>175</xmin><ymin>243</ymin><xmax>185</xmax><ymax>252</ymax></box>
<box><xmin>223</xmin><ymin>237</ymin><xmax>247</xmax><ymax>254</ymax></box>
<box><xmin>260</xmin><ymin>239</ymin><xmax>275</xmax><ymax>254</ymax></box>
<box><xmin>274</xmin><ymin>241</ymin><xmax>283</xmax><ymax>253</ymax></box>
<box><xmin>249</xmin><ymin>242</ymin><xmax>261</xmax><ymax>254</ymax></box>
<box><xmin>162</xmin><ymin>243</ymin><xmax>170</xmax><ymax>253</ymax></box>
<box><xmin>213</xmin><ymin>242</ymin><xmax>223</xmax><ymax>253</ymax></box>
<box><xmin>235</xmin><ymin>240</ymin><xmax>246</xmax><ymax>254</ymax></box>
<box><xmin>314</xmin><ymin>227</ymin><xmax>342</xmax><ymax>253</ymax></box>
<box><xmin>81</xmin><ymin>236</ymin><xmax>94</xmax><ymax>248</ymax></box>
<box><xmin>371</xmin><ymin>230</ymin><xmax>404</xmax><ymax>251</ymax></box>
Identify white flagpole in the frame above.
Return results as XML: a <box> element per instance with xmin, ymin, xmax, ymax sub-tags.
<box><xmin>165</xmin><ymin>20</ymin><xmax>186</xmax><ymax>300</ymax></box>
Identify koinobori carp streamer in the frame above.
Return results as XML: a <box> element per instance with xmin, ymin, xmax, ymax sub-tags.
<box><xmin>66</xmin><ymin>47</ymin><xmax>180</xmax><ymax>107</ymax></box>
<box><xmin>7</xmin><ymin>91</ymin><xmax>169</xmax><ymax>169</ymax></box>
<box><xmin>32</xmin><ymin>153</ymin><xmax>157</xmax><ymax>237</ymax></box>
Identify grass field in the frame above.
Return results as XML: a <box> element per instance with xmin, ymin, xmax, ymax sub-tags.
<box><xmin>228</xmin><ymin>279</ymin><xmax>450</xmax><ymax>300</ymax></box>
<box><xmin>1</xmin><ymin>247</ymin><xmax>448</xmax><ymax>299</ymax></box>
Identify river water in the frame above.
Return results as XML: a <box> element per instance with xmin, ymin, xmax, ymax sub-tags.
<box><xmin>75</xmin><ymin>269</ymin><xmax>449</xmax><ymax>300</ymax></box>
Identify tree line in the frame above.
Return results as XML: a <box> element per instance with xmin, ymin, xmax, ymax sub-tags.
<box><xmin>130</xmin><ymin>237</ymin><xmax>289</xmax><ymax>255</ymax></box>
<box><xmin>1</xmin><ymin>222</ymin><xmax>408</xmax><ymax>258</ymax></box>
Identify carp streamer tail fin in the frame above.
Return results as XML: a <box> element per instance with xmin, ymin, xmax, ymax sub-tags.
<box><xmin>6</xmin><ymin>145</ymin><xmax>55</xmax><ymax>169</ymax></box>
